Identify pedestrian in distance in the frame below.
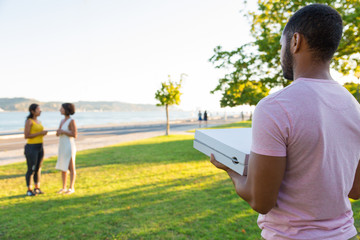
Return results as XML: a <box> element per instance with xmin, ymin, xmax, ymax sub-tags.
<box><xmin>211</xmin><ymin>4</ymin><xmax>360</xmax><ymax>239</ymax></box>
<box><xmin>24</xmin><ymin>103</ymin><xmax>48</xmax><ymax>196</ymax></box>
<box><xmin>198</xmin><ymin>110</ymin><xmax>202</xmax><ymax>127</ymax></box>
<box><xmin>55</xmin><ymin>103</ymin><xmax>77</xmax><ymax>194</ymax></box>
<box><xmin>203</xmin><ymin>110</ymin><xmax>208</xmax><ymax>127</ymax></box>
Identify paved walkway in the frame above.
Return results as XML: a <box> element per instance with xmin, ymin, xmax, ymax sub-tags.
<box><xmin>0</xmin><ymin>117</ymin><xmax>243</xmax><ymax>166</ymax></box>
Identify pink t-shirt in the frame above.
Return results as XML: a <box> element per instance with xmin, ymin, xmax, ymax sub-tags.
<box><xmin>251</xmin><ymin>78</ymin><xmax>360</xmax><ymax>239</ymax></box>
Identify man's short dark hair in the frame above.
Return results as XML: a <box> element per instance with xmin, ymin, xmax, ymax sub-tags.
<box><xmin>62</xmin><ymin>103</ymin><xmax>75</xmax><ymax>116</ymax></box>
<box><xmin>283</xmin><ymin>4</ymin><xmax>343</xmax><ymax>62</ymax></box>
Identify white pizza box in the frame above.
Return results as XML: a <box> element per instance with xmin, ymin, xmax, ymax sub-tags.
<box><xmin>193</xmin><ymin>128</ymin><xmax>252</xmax><ymax>175</ymax></box>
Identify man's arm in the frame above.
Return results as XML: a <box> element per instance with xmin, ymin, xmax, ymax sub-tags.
<box><xmin>348</xmin><ymin>160</ymin><xmax>360</xmax><ymax>200</ymax></box>
<box><xmin>211</xmin><ymin>152</ymin><xmax>286</xmax><ymax>214</ymax></box>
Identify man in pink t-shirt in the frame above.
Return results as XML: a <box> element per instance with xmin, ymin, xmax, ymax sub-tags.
<box><xmin>211</xmin><ymin>4</ymin><xmax>360</xmax><ymax>240</ymax></box>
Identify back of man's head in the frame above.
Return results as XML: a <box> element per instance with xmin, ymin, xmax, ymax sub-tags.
<box><xmin>283</xmin><ymin>4</ymin><xmax>343</xmax><ymax>62</ymax></box>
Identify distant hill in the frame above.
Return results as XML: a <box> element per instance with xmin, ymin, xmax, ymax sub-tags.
<box><xmin>0</xmin><ymin>98</ymin><xmax>166</xmax><ymax>112</ymax></box>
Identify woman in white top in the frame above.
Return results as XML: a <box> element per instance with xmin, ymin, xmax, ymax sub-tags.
<box><xmin>55</xmin><ymin>103</ymin><xmax>77</xmax><ymax>194</ymax></box>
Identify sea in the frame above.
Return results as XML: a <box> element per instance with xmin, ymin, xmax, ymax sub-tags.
<box><xmin>0</xmin><ymin>110</ymin><xmax>200</xmax><ymax>133</ymax></box>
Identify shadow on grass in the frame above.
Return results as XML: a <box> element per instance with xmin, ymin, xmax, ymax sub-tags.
<box><xmin>1</xmin><ymin>176</ymin><xmax>260</xmax><ymax>240</ymax></box>
<box><xmin>1</xmin><ymin>131</ymin><xmax>357</xmax><ymax>240</ymax></box>
<box><xmin>0</xmin><ymin>173</ymin><xmax>24</xmax><ymax>180</ymax></box>
<box><xmin>0</xmin><ymin>134</ymin><xmax>261</xmax><ymax>239</ymax></box>
<box><xmin>0</xmin><ymin>194</ymin><xmax>27</xmax><ymax>200</ymax></box>
<box><xmin>0</xmin><ymin>138</ymin><xmax>201</xmax><ymax>180</ymax></box>
<box><xmin>0</xmin><ymin>164</ymin><xmax>57</xmax><ymax>180</ymax></box>
<box><xmin>73</xmin><ymin>138</ymin><xmax>204</xmax><ymax>169</ymax></box>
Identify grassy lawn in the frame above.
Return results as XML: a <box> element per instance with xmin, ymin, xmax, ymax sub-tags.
<box><xmin>1</xmin><ymin>121</ymin><xmax>359</xmax><ymax>239</ymax></box>
<box><xmin>187</xmin><ymin>121</ymin><xmax>252</xmax><ymax>133</ymax></box>
<box><xmin>209</xmin><ymin>121</ymin><xmax>252</xmax><ymax>129</ymax></box>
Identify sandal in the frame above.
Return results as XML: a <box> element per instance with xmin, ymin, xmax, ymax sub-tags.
<box><xmin>34</xmin><ymin>188</ymin><xmax>44</xmax><ymax>194</ymax></box>
<box><xmin>66</xmin><ymin>188</ymin><xmax>75</xmax><ymax>194</ymax></box>
<box><xmin>26</xmin><ymin>190</ymin><xmax>36</xmax><ymax>196</ymax></box>
<box><xmin>57</xmin><ymin>189</ymin><xmax>67</xmax><ymax>194</ymax></box>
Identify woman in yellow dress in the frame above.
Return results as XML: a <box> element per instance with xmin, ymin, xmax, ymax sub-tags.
<box><xmin>24</xmin><ymin>103</ymin><xmax>48</xmax><ymax>196</ymax></box>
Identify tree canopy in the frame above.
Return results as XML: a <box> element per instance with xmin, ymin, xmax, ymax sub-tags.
<box><xmin>210</xmin><ymin>0</ymin><xmax>360</xmax><ymax>107</ymax></box>
<box><xmin>343</xmin><ymin>82</ymin><xmax>360</xmax><ymax>102</ymax></box>
<box><xmin>155</xmin><ymin>75</ymin><xmax>183</xmax><ymax>107</ymax></box>
<box><xmin>344</xmin><ymin>65</ymin><xmax>360</xmax><ymax>103</ymax></box>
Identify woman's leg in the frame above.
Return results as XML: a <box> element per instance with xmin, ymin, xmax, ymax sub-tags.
<box><xmin>24</xmin><ymin>144</ymin><xmax>35</xmax><ymax>190</ymax></box>
<box><xmin>68</xmin><ymin>158</ymin><xmax>76</xmax><ymax>190</ymax></box>
<box><xmin>25</xmin><ymin>159</ymin><xmax>34</xmax><ymax>190</ymax></box>
<box><xmin>61</xmin><ymin>171</ymin><xmax>67</xmax><ymax>190</ymax></box>
<box><xmin>33</xmin><ymin>146</ymin><xmax>44</xmax><ymax>189</ymax></box>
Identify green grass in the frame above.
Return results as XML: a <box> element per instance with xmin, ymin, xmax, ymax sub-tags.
<box><xmin>209</xmin><ymin>120</ymin><xmax>252</xmax><ymax>129</ymax></box>
<box><xmin>1</xmin><ymin>121</ymin><xmax>359</xmax><ymax>239</ymax></box>
<box><xmin>187</xmin><ymin>120</ymin><xmax>252</xmax><ymax>133</ymax></box>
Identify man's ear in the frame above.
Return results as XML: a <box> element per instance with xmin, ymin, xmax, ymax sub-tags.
<box><xmin>292</xmin><ymin>32</ymin><xmax>302</xmax><ymax>54</ymax></box>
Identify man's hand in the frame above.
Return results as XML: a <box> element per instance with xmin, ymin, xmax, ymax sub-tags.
<box><xmin>210</xmin><ymin>154</ymin><xmax>230</xmax><ymax>171</ymax></box>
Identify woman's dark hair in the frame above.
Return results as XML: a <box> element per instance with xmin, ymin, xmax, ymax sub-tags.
<box><xmin>62</xmin><ymin>103</ymin><xmax>75</xmax><ymax>116</ymax></box>
<box><xmin>283</xmin><ymin>4</ymin><xmax>343</xmax><ymax>62</ymax></box>
<box><xmin>27</xmin><ymin>103</ymin><xmax>39</xmax><ymax>119</ymax></box>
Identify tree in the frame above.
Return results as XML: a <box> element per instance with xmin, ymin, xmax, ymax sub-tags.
<box><xmin>343</xmin><ymin>65</ymin><xmax>360</xmax><ymax>102</ymax></box>
<box><xmin>210</xmin><ymin>0</ymin><xmax>360</xmax><ymax>107</ymax></box>
<box><xmin>155</xmin><ymin>74</ymin><xmax>185</xmax><ymax>135</ymax></box>
<box><xmin>214</xmin><ymin>79</ymin><xmax>270</xmax><ymax>108</ymax></box>
<box><xmin>343</xmin><ymin>82</ymin><xmax>359</xmax><ymax>102</ymax></box>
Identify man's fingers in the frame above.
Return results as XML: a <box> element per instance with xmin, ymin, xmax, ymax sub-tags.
<box><xmin>210</xmin><ymin>153</ymin><xmax>217</xmax><ymax>165</ymax></box>
<box><xmin>210</xmin><ymin>153</ymin><xmax>220</xmax><ymax>166</ymax></box>
<box><xmin>210</xmin><ymin>154</ymin><xmax>229</xmax><ymax>171</ymax></box>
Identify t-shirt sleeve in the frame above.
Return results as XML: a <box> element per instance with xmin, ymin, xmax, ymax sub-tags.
<box><xmin>251</xmin><ymin>99</ymin><xmax>290</xmax><ymax>157</ymax></box>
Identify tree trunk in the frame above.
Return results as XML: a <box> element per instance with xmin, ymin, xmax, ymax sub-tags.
<box><xmin>166</xmin><ymin>104</ymin><xmax>169</xmax><ymax>136</ymax></box>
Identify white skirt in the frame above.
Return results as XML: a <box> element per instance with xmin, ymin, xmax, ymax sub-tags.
<box><xmin>56</xmin><ymin>135</ymin><xmax>76</xmax><ymax>172</ymax></box>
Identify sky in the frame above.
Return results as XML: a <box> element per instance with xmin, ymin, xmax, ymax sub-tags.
<box><xmin>0</xmin><ymin>1</ymin><xmax>356</xmax><ymax>112</ymax></box>
<box><xmin>0</xmin><ymin>0</ymin><xmax>259</xmax><ymax>112</ymax></box>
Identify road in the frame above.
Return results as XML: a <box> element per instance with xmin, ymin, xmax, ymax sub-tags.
<box><xmin>0</xmin><ymin>117</ymin><xmax>242</xmax><ymax>165</ymax></box>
